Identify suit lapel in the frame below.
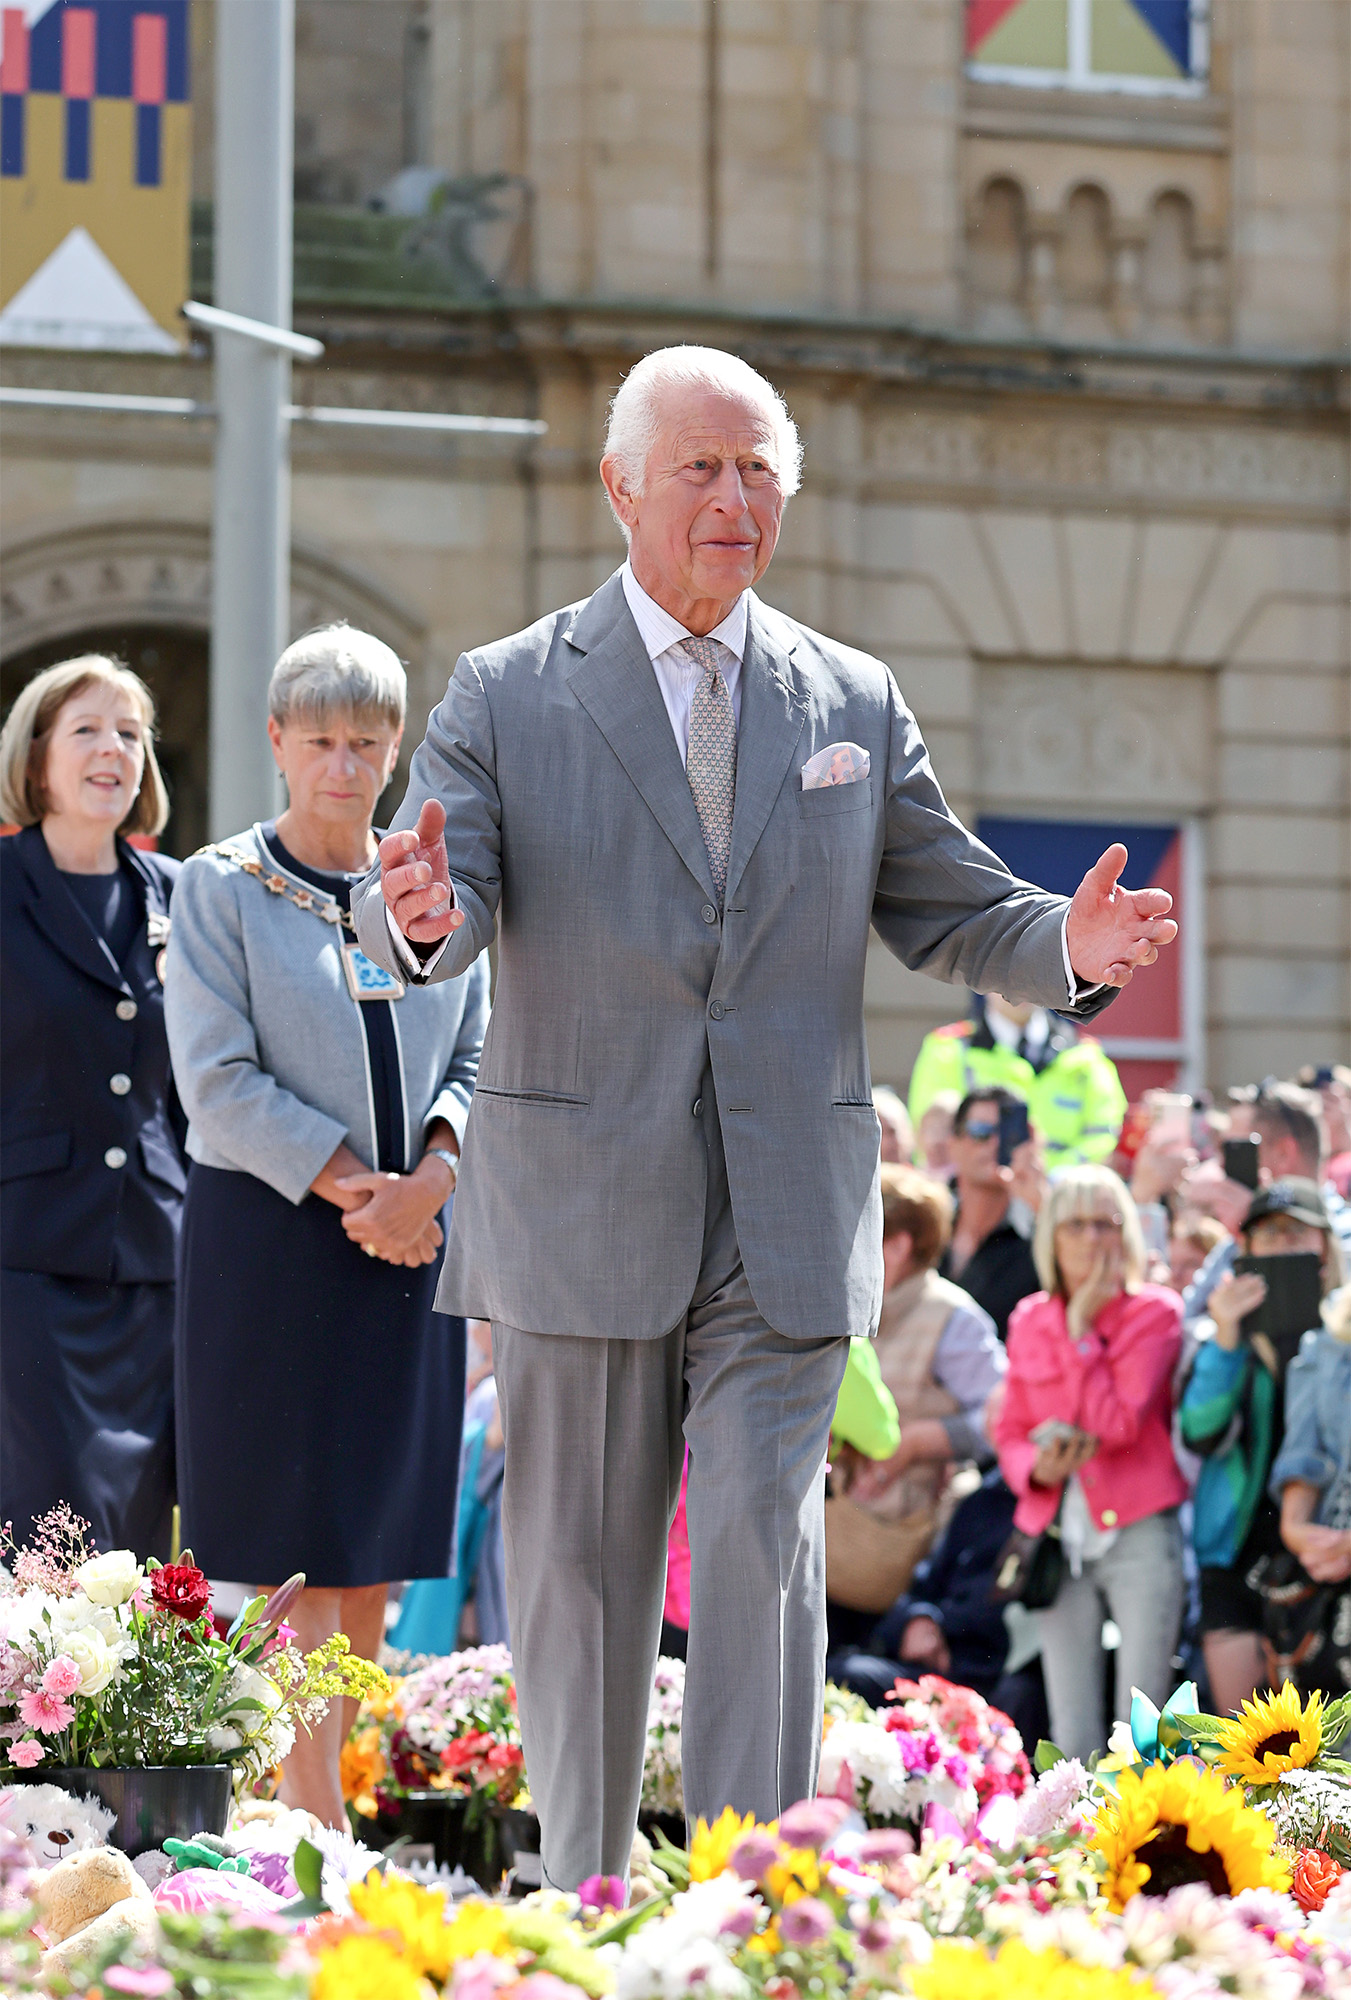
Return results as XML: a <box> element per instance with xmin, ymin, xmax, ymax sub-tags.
<box><xmin>565</xmin><ymin>573</ymin><xmax>718</xmax><ymax>900</ymax></box>
<box><xmin>724</xmin><ymin>598</ymin><xmax>806</xmax><ymax>906</ymax></box>
<box><xmin>15</xmin><ymin>824</ymin><xmax>129</xmax><ymax>993</ymax></box>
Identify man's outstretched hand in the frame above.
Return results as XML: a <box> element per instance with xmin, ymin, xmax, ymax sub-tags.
<box><xmin>1065</xmin><ymin>843</ymin><xmax>1177</xmax><ymax>990</ymax></box>
<box><xmin>379</xmin><ymin>799</ymin><xmax>464</xmax><ymax>944</ymax></box>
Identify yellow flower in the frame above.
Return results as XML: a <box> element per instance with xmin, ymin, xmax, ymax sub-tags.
<box><xmin>908</xmin><ymin>1939</ymin><xmax>1153</xmax><ymax>1998</ymax></box>
<box><xmin>1216</xmin><ymin>1682</ymin><xmax>1324</xmax><ymax>1784</ymax></box>
<box><xmin>364</xmin><ymin>1675</ymin><xmax>403</xmax><ymax>1724</ymax></box>
<box><xmin>688</xmin><ymin>1806</ymin><xmax>760</xmax><ymax>1881</ymax></box>
<box><xmin>746</xmin><ymin>1917</ymin><xmax>782</xmax><ymax>1955</ymax></box>
<box><xmin>1091</xmin><ymin>1761</ymin><xmax>1291</xmax><ymax>1912</ymax></box>
<box><xmin>765</xmin><ymin>1847</ymin><xmax>822</xmax><ymax>1905</ymax></box>
<box><xmin>442</xmin><ymin>1896</ymin><xmax>516</xmax><ymax>1961</ymax></box>
<box><xmin>348</xmin><ymin>1869</ymin><xmax>452</xmax><ymax>1979</ymax></box>
<box><xmin>311</xmin><ymin>1932</ymin><xmax>431</xmax><ymax>2000</ymax></box>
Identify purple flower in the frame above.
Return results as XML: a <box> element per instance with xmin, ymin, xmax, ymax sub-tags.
<box><xmin>943</xmin><ymin>1753</ymin><xmax>970</xmax><ymax>1787</ymax></box>
<box><xmin>855</xmin><ymin>1915</ymin><xmax>899</xmax><ymax>1954</ymax></box>
<box><xmin>856</xmin><ymin>1829</ymin><xmax>914</xmax><ymax>1865</ymax></box>
<box><xmin>729</xmin><ymin>1830</ymin><xmax>782</xmax><ymax>1882</ymax></box>
<box><xmin>778</xmin><ymin>1897</ymin><xmax>835</xmax><ymax>1946</ymax></box>
<box><xmin>718</xmin><ymin>1899</ymin><xmax>760</xmax><ymax>1940</ymax></box>
<box><xmin>576</xmin><ymin>1873</ymin><xmax>626</xmax><ymax>1912</ymax></box>
<box><xmin>246</xmin><ymin>1849</ymin><xmax>296</xmax><ymax>1897</ymax></box>
<box><xmin>777</xmin><ymin>1797</ymin><xmax>850</xmax><ymax>1849</ymax></box>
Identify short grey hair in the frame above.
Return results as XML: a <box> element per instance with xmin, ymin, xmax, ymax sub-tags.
<box><xmin>602</xmin><ymin>345</ymin><xmax>802</xmax><ymax>539</ymax></box>
<box><xmin>1032</xmin><ymin>1164</ymin><xmax>1147</xmax><ymax>1297</ymax></box>
<box><xmin>268</xmin><ymin>623</ymin><xmax>406</xmax><ymax>730</ymax></box>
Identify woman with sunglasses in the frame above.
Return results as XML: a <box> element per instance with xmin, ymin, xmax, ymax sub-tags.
<box><xmin>993</xmin><ymin>1164</ymin><xmax>1187</xmax><ymax>1761</ymax></box>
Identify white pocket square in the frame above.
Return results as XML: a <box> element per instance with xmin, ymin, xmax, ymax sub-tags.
<box><xmin>800</xmin><ymin>742</ymin><xmax>870</xmax><ymax>790</ymax></box>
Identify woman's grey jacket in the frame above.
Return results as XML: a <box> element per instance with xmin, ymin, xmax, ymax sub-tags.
<box><xmin>1269</xmin><ymin>1324</ymin><xmax>1351</xmax><ymax>1518</ymax></box>
<box><xmin>164</xmin><ymin>824</ymin><xmax>489</xmax><ymax>1202</ymax></box>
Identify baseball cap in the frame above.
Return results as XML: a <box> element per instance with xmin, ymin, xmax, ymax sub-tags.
<box><xmin>1242</xmin><ymin>1178</ymin><xmax>1330</xmax><ymax>1233</ymax></box>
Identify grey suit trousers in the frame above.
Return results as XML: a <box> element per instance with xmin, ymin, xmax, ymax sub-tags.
<box><xmin>492</xmin><ymin>1076</ymin><xmax>849</xmax><ymax>1891</ymax></box>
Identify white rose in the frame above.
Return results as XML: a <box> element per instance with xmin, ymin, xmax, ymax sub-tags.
<box><xmin>63</xmin><ymin>1626</ymin><xmax>118</xmax><ymax>1696</ymax></box>
<box><xmin>73</xmin><ymin>1550</ymin><xmax>143</xmax><ymax>1607</ymax></box>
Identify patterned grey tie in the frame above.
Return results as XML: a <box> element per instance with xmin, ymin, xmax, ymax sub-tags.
<box><xmin>678</xmin><ymin>635</ymin><xmax>737</xmax><ymax>902</ymax></box>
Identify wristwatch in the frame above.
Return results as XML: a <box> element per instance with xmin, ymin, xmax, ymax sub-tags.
<box><xmin>424</xmin><ymin>1146</ymin><xmax>459</xmax><ymax>1188</ymax></box>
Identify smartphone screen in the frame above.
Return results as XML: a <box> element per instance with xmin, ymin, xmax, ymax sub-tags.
<box><xmin>1150</xmin><ymin>1092</ymin><xmax>1193</xmax><ymax>1149</ymax></box>
<box><xmin>1233</xmin><ymin>1252</ymin><xmax>1324</xmax><ymax>1353</ymax></box>
<box><xmin>997</xmin><ymin>1100</ymin><xmax>1031</xmax><ymax>1167</ymax></box>
<box><xmin>1223</xmin><ymin>1135</ymin><xmax>1261</xmax><ymax>1190</ymax></box>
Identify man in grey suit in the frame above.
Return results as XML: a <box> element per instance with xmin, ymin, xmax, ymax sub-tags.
<box><xmin>353</xmin><ymin>345</ymin><xmax>1175</xmax><ymax>1890</ymax></box>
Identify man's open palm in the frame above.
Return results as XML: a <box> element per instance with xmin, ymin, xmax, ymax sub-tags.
<box><xmin>379</xmin><ymin>799</ymin><xmax>463</xmax><ymax>943</ymax></box>
<box><xmin>1065</xmin><ymin>843</ymin><xmax>1177</xmax><ymax>990</ymax></box>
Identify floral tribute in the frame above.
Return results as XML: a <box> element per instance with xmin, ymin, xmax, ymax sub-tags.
<box><xmin>0</xmin><ymin>1506</ymin><xmax>386</xmax><ymax>1783</ymax></box>
<box><xmin>343</xmin><ymin>1644</ymin><xmax>525</xmax><ymax>1819</ymax></box>
<box><xmin>817</xmin><ymin>1673</ymin><xmax>1031</xmax><ymax>1832</ymax></box>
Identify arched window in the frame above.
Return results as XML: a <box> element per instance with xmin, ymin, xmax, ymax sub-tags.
<box><xmin>1058</xmin><ymin>184</ymin><xmax>1111</xmax><ymax>305</ymax></box>
<box><xmin>1142</xmin><ymin>190</ymin><xmax>1195</xmax><ymax>319</ymax></box>
<box><xmin>968</xmin><ymin>177</ymin><xmax>1028</xmax><ymax>314</ymax></box>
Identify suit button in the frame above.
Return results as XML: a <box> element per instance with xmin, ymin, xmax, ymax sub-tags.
<box><xmin>104</xmin><ymin>1146</ymin><xmax>128</xmax><ymax>1169</ymax></box>
<box><xmin>709</xmin><ymin>1001</ymin><xmax>725</xmax><ymax>1020</ymax></box>
<box><xmin>116</xmin><ymin>998</ymin><xmax>138</xmax><ymax>1021</ymax></box>
<box><xmin>692</xmin><ymin>1098</ymin><xmax>703</xmax><ymax>1117</ymax></box>
<box><xmin>110</xmin><ymin>1073</ymin><xmax>131</xmax><ymax>1095</ymax></box>
<box><xmin>1101</xmin><ymin>1508</ymin><xmax>1118</xmax><ymax>1527</ymax></box>
<box><xmin>701</xmin><ymin>904</ymin><xmax>718</xmax><ymax>924</ymax></box>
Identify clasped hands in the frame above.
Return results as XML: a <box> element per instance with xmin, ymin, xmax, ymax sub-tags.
<box><xmin>311</xmin><ymin>1139</ymin><xmax>453</xmax><ymax>1267</ymax></box>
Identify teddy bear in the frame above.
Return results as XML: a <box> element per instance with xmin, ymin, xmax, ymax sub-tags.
<box><xmin>0</xmin><ymin>1782</ymin><xmax>116</xmax><ymax>1867</ymax></box>
<box><xmin>35</xmin><ymin>1844</ymin><xmax>158</xmax><ymax>1980</ymax></box>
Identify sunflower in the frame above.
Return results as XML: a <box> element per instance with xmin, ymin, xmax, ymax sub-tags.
<box><xmin>1091</xmin><ymin>1761</ymin><xmax>1291</xmax><ymax>1911</ymax></box>
<box><xmin>1216</xmin><ymin>1682</ymin><xmax>1324</xmax><ymax>1784</ymax></box>
<box><xmin>689</xmin><ymin>1806</ymin><xmax>762</xmax><ymax>1881</ymax></box>
<box><xmin>907</xmin><ymin>1939</ymin><xmax>1152</xmax><ymax>1998</ymax></box>
<box><xmin>310</xmin><ymin>1932</ymin><xmax>430</xmax><ymax>2000</ymax></box>
<box><xmin>348</xmin><ymin>1869</ymin><xmax>453</xmax><ymax>1979</ymax></box>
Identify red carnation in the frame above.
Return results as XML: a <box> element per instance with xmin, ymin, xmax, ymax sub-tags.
<box><xmin>151</xmin><ymin>1563</ymin><xmax>212</xmax><ymax>1621</ymax></box>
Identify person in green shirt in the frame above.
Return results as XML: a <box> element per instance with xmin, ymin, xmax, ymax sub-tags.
<box><xmin>832</xmin><ymin>1337</ymin><xmax>901</xmax><ymax>1462</ymax></box>
<box><xmin>908</xmin><ymin>992</ymin><xmax>1126</xmax><ymax>1170</ymax></box>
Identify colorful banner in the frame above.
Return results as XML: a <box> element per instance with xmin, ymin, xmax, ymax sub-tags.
<box><xmin>0</xmin><ymin>0</ymin><xmax>190</xmax><ymax>350</ymax></box>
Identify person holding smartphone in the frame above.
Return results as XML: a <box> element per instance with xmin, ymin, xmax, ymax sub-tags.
<box><xmin>1180</xmin><ymin>1180</ymin><xmax>1344</xmax><ymax>1715</ymax></box>
<box><xmin>993</xmin><ymin>1165</ymin><xmax>1187</xmax><ymax>1763</ymax></box>
<box><xmin>939</xmin><ymin>1087</ymin><xmax>1043</xmax><ymax>1342</ymax></box>
<box><xmin>1269</xmin><ymin>1283</ymin><xmax>1351</xmax><ymax>1695</ymax></box>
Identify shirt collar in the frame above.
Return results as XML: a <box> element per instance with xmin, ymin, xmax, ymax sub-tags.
<box><xmin>984</xmin><ymin>1004</ymin><xmax>1049</xmax><ymax>1057</ymax></box>
<box><xmin>620</xmin><ymin>559</ymin><xmax>749</xmax><ymax>665</ymax></box>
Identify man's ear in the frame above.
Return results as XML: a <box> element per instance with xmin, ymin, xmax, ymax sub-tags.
<box><xmin>600</xmin><ymin>453</ymin><xmax>639</xmax><ymax>534</ymax></box>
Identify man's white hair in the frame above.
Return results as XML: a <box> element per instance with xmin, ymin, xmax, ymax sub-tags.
<box><xmin>602</xmin><ymin>346</ymin><xmax>802</xmax><ymax>539</ymax></box>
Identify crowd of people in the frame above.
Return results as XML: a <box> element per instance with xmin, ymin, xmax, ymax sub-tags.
<box><xmin>6</xmin><ymin>627</ymin><xmax>1350</xmax><ymax>1804</ymax></box>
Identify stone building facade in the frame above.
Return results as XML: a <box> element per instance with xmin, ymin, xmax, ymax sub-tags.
<box><xmin>2</xmin><ymin>0</ymin><xmax>1347</xmax><ymax>1093</ymax></box>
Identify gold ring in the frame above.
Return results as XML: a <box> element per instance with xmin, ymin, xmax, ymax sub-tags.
<box><xmin>363</xmin><ymin>1243</ymin><xmax>377</xmax><ymax>1258</ymax></box>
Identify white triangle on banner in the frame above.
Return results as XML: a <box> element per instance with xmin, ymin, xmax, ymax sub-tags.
<box><xmin>0</xmin><ymin>226</ymin><xmax>180</xmax><ymax>354</ymax></box>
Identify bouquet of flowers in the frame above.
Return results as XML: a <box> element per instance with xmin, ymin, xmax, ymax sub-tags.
<box><xmin>0</xmin><ymin>1506</ymin><xmax>385</xmax><ymax>1785</ymax></box>
<box><xmin>817</xmin><ymin>1675</ymin><xmax>1028</xmax><ymax>1833</ymax></box>
<box><xmin>641</xmin><ymin>1658</ymin><xmax>685</xmax><ymax>1820</ymax></box>
<box><xmin>345</xmin><ymin>1644</ymin><xmax>526</xmax><ymax>1816</ymax></box>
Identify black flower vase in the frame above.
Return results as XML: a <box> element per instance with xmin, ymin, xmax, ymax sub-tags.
<box><xmin>7</xmin><ymin>1765</ymin><xmax>232</xmax><ymax>1859</ymax></box>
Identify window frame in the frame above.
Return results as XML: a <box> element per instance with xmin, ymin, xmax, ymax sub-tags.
<box><xmin>966</xmin><ymin>0</ymin><xmax>1210</xmax><ymax>100</ymax></box>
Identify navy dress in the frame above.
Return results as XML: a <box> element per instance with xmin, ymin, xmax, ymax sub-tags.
<box><xmin>174</xmin><ymin>825</ymin><xmax>466</xmax><ymax>1588</ymax></box>
<box><xmin>1</xmin><ymin>825</ymin><xmax>183</xmax><ymax>1556</ymax></box>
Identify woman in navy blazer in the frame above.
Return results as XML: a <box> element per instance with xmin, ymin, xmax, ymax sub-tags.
<box><xmin>0</xmin><ymin>655</ymin><xmax>183</xmax><ymax>1557</ymax></box>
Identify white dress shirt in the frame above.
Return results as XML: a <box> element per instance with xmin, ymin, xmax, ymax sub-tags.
<box><xmin>390</xmin><ymin>565</ymin><xmax>1096</xmax><ymax>1005</ymax></box>
<box><xmin>619</xmin><ymin>560</ymin><xmax>747</xmax><ymax>753</ymax></box>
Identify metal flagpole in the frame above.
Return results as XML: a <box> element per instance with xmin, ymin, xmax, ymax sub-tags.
<box><xmin>209</xmin><ymin>0</ymin><xmax>296</xmax><ymax>838</ymax></box>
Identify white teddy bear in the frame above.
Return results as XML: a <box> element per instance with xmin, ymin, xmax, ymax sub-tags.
<box><xmin>0</xmin><ymin>1783</ymin><xmax>116</xmax><ymax>1867</ymax></box>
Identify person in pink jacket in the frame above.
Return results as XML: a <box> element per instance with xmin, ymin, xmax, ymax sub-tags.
<box><xmin>994</xmin><ymin>1163</ymin><xmax>1187</xmax><ymax>1761</ymax></box>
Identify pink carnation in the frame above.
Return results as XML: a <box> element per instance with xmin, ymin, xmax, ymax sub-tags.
<box><xmin>19</xmin><ymin>1686</ymin><xmax>75</xmax><ymax>1733</ymax></box>
<box><xmin>10</xmin><ymin>1738</ymin><xmax>45</xmax><ymax>1768</ymax></box>
<box><xmin>41</xmin><ymin>1656</ymin><xmax>81</xmax><ymax>1699</ymax></box>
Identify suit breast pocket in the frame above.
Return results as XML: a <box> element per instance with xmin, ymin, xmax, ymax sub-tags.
<box><xmin>796</xmin><ymin>778</ymin><xmax>873</xmax><ymax>820</ymax></box>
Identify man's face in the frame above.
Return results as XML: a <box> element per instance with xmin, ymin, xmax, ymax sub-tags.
<box><xmin>952</xmin><ymin>1099</ymin><xmax>1012</xmax><ymax>1195</ymax></box>
<box><xmin>601</xmin><ymin>385</ymin><xmax>785</xmax><ymax>621</ymax></box>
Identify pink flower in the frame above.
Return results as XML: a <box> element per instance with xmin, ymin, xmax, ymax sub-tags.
<box><xmin>576</xmin><ymin>1873</ymin><xmax>626</xmax><ymax>1912</ymax></box>
<box><xmin>105</xmin><ymin>1970</ymin><xmax>175</xmax><ymax>1995</ymax></box>
<box><xmin>778</xmin><ymin>1797</ymin><xmax>850</xmax><ymax>1850</ymax></box>
<box><xmin>19</xmin><ymin>1687</ymin><xmax>75</xmax><ymax>1733</ymax></box>
<box><xmin>778</xmin><ymin>1897</ymin><xmax>834</xmax><ymax>1946</ymax></box>
<box><xmin>856</xmin><ymin>1829</ymin><xmax>914</xmax><ymax>1865</ymax></box>
<box><xmin>41</xmin><ymin>1656</ymin><xmax>81</xmax><ymax>1699</ymax></box>
<box><xmin>729</xmin><ymin>1830</ymin><xmax>782</xmax><ymax>1882</ymax></box>
<box><xmin>9</xmin><ymin>1739</ymin><xmax>45</xmax><ymax>1768</ymax></box>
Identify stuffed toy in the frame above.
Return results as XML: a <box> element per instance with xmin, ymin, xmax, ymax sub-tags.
<box><xmin>0</xmin><ymin>1783</ymin><xmax>116</xmax><ymax>1867</ymax></box>
<box><xmin>35</xmin><ymin>1844</ymin><xmax>157</xmax><ymax>1980</ymax></box>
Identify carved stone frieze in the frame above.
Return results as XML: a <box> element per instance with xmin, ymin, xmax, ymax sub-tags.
<box><xmin>976</xmin><ymin>662</ymin><xmax>1209</xmax><ymax>809</ymax></box>
<box><xmin>862</xmin><ymin>410</ymin><xmax>1346</xmax><ymax>513</ymax></box>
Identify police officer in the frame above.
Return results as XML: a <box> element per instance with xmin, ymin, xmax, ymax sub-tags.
<box><xmin>908</xmin><ymin>991</ymin><xmax>1126</xmax><ymax>1170</ymax></box>
<box><xmin>0</xmin><ymin>656</ymin><xmax>183</xmax><ymax>1556</ymax></box>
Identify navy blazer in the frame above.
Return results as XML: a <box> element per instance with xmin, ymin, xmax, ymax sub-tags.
<box><xmin>1</xmin><ymin>825</ymin><xmax>185</xmax><ymax>1283</ymax></box>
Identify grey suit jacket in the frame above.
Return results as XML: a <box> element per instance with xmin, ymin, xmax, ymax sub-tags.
<box><xmin>353</xmin><ymin>570</ymin><xmax>1110</xmax><ymax>1343</ymax></box>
